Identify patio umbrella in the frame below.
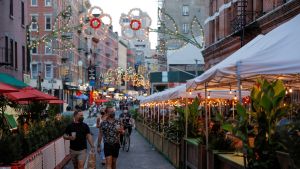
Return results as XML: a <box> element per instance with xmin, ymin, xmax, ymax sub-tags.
<box><xmin>21</xmin><ymin>87</ymin><xmax>58</xmax><ymax>101</ymax></box>
<box><xmin>95</xmin><ymin>99</ymin><xmax>109</xmax><ymax>103</ymax></box>
<box><xmin>48</xmin><ymin>99</ymin><xmax>65</xmax><ymax>104</ymax></box>
<box><xmin>0</xmin><ymin>82</ymin><xmax>19</xmax><ymax>93</ymax></box>
<box><xmin>4</xmin><ymin>91</ymin><xmax>39</xmax><ymax>101</ymax></box>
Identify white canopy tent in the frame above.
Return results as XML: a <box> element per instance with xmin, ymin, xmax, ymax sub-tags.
<box><xmin>187</xmin><ymin>13</ymin><xmax>300</xmax><ymax>91</ymax></box>
<box><xmin>140</xmin><ymin>84</ymin><xmax>250</xmax><ymax>104</ymax></box>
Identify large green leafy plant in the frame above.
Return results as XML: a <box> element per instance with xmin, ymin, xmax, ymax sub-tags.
<box><xmin>222</xmin><ymin>79</ymin><xmax>286</xmax><ymax>169</ymax></box>
<box><xmin>186</xmin><ymin>97</ymin><xmax>202</xmax><ymax>137</ymax></box>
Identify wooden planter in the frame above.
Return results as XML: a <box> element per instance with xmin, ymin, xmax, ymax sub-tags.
<box><xmin>185</xmin><ymin>138</ymin><xmax>206</xmax><ymax>169</ymax></box>
<box><xmin>163</xmin><ymin>136</ymin><xmax>169</xmax><ymax>157</ymax></box>
<box><xmin>0</xmin><ymin>137</ymin><xmax>71</xmax><ymax>169</ymax></box>
<box><xmin>276</xmin><ymin>151</ymin><xmax>297</xmax><ymax>169</ymax></box>
<box><xmin>168</xmin><ymin>140</ymin><xmax>180</xmax><ymax>168</ymax></box>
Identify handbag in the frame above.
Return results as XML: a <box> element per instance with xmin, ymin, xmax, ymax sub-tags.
<box><xmin>87</xmin><ymin>150</ymin><xmax>96</xmax><ymax>169</ymax></box>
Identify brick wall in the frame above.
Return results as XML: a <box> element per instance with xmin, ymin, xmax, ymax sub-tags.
<box><xmin>203</xmin><ymin>0</ymin><xmax>300</xmax><ymax>69</ymax></box>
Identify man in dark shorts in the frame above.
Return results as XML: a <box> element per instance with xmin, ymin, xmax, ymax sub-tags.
<box><xmin>63</xmin><ymin>111</ymin><xmax>95</xmax><ymax>169</ymax></box>
<box><xmin>97</xmin><ymin>106</ymin><xmax>122</xmax><ymax>169</ymax></box>
<box><xmin>119</xmin><ymin>107</ymin><xmax>133</xmax><ymax>146</ymax></box>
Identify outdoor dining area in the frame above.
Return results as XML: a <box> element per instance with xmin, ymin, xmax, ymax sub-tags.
<box><xmin>136</xmin><ymin>14</ymin><xmax>300</xmax><ymax>169</ymax></box>
<box><xmin>0</xmin><ymin>73</ymin><xmax>71</xmax><ymax>168</ymax></box>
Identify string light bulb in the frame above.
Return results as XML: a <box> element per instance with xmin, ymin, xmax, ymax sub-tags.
<box><xmin>207</xmin><ymin>91</ymin><xmax>211</xmax><ymax>99</ymax></box>
<box><xmin>289</xmin><ymin>88</ymin><xmax>293</xmax><ymax>93</ymax></box>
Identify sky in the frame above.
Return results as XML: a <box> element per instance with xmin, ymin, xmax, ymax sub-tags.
<box><xmin>89</xmin><ymin>0</ymin><xmax>158</xmax><ymax>49</ymax></box>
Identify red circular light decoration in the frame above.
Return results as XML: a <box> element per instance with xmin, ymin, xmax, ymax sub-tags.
<box><xmin>130</xmin><ymin>19</ymin><xmax>142</xmax><ymax>31</ymax></box>
<box><xmin>90</xmin><ymin>18</ymin><xmax>101</xmax><ymax>29</ymax></box>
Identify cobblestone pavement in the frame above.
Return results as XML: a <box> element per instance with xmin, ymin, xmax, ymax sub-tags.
<box><xmin>64</xmin><ymin>111</ymin><xmax>175</xmax><ymax>169</ymax></box>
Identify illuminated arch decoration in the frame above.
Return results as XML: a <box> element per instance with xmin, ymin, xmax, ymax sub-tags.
<box><xmin>80</xmin><ymin>6</ymin><xmax>112</xmax><ymax>40</ymax></box>
<box><xmin>119</xmin><ymin>8</ymin><xmax>152</xmax><ymax>40</ymax></box>
<box><xmin>101</xmin><ymin>66</ymin><xmax>150</xmax><ymax>89</ymax></box>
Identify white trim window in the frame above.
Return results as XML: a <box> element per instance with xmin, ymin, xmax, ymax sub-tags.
<box><xmin>45</xmin><ymin>64</ymin><xmax>53</xmax><ymax>79</ymax></box>
<box><xmin>182</xmin><ymin>5</ymin><xmax>189</xmax><ymax>16</ymax></box>
<box><xmin>31</xmin><ymin>0</ymin><xmax>38</xmax><ymax>6</ymax></box>
<box><xmin>45</xmin><ymin>41</ymin><xmax>52</xmax><ymax>54</ymax></box>
<box><xmin>45</xmin><ymin>14</ymin><xmax>52</xmax><ymax>31</ymax></box>
<box><xmin>182</xmin><ymin>23</ymin><xmax>189</xmax><ymax>34</ymax></box>
<box><xmin>45</xmin><ymin>0</ymin><xmax>52</xmax><ymax>6</ymax></box>
<box><xmin>31</xmin><ymin>63</ymin><xmax>41</xmax><ymax>79</ymax></box>
<box><xmin>30</xmin><ymin>14</ymin><xmax>38</xmax><ymax>31</ymax></box>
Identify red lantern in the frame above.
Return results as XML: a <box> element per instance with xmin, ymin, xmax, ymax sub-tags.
<box><xmin>130</xmin><ymin>19</ymin><xmax>142</xmax><ymax>31</ymax></box>
<box><xmin>90</xmin><ymin>18</ymin><xmax>101</xmax><ymax>29</ymax></box>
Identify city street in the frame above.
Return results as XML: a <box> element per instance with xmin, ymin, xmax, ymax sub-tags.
<box><xmin>64</xmin><ymin>111</ymin><xmax>175</xmax><ymax>169</ymax></box>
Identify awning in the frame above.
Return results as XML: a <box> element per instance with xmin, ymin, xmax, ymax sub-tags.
<box><xmin>0</xmin><ymin>73</ymin><xmax>28</xmax><ymax>88</ymax></box>
<box><xmin>4</xmin><ymin>113</ymin><xmax>17</xmax><ymax>129</ymax></box>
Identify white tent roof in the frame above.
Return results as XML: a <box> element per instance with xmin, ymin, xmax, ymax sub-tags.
<box><xmin>187</xmin><ymin>14</ymin><xmax>300</xmax><ymax>90</ymax></box>
<box><xmin>140</xmin><ymin>84</ymin><xmax>250</xmax><ymax>104</ymax></box>
<box><xmin>167</xmin><ymin>41</ymin><xmax>204</xmax><ymax>65</ymax></box>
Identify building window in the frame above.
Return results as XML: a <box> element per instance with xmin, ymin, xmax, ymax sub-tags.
<box><xmin>31</xmin><ymin>0</ymin><xmax>38</xmax><ymax>6</ymax></box>
<box><xmin>15</xmin><ymin>42</ymin><xmax>18</xmax><ymax>69</ymax></box>
<box><xmin>10</xmin><ymin>39</ymin><xmax>14</xmax><ymax>67</ymax></box>
<box><xmin>45</xmin><ymin>41</ymin><xmax>52</xmax><ymax>54</ymax></box>
<box><xmin>30</xmin><ymin>15</ymin><xmax>38</xmax><ymax>31</ymax></box>
<box><xmin>182</xmin><ymin>23</ymin><xmax>189</xmax><ymax>34</ymax></box>
<box><xmin>31</xmin><ymin>64</ymin><xmax>38</xmax><ymax>79</ymax></box>
<box><xmin>10</xmin><ymin>0</ymin><xmax>13</xmax><ymax>17</ymax></box>
<box><xmin>45</xmin><ymin>0</ymin><xmax>52</xmax><ymax>6</ymax></box>
<box><xmin>45</xmin><ymin>15</ymin><xmax>52</xmax><ymax>31</ymax></box>
<box><xmin>31</xmin><ymin>45</ymin><xmax>37</xmax><ymax>54</ymax></box>
<box><xmin>21</xmin><ymin>2</ymin><xmax>25</xmax><ymax>25</ymax></box>
<box><xmin>22</xmin><ymin>46</ymin><xmax>25</xmax><ymax>71</ymax></box>
<box><xmin>5</xmin><ymin>36</ymin><xmax>8</xmax><ymax>63</ymax></box>
<box><xmin>45</xmin><ymin>64</ymin><xmax>53</xmax><ymax>79</ymax></box>
<box><xmin>182</xmin><ymin>5</ymin><xmax>189</xmax><ymax>16</ymax></box>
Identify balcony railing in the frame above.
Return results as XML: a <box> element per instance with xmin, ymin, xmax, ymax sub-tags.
<box><xmin>0</xmin><ymin>47</ymin><xmax>12</xmax><ymax>66</ymax></box>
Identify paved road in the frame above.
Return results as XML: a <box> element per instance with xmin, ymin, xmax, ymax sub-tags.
<box><xmin>64</xmin><ymin>111</ymin><xmax>175</xmax><ymax>169</ymax></box>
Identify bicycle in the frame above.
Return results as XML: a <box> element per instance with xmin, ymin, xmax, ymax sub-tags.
<box><xmin>122</xmin><ymin>126</ymin><xmax>131</xmax><ymax>152</ymax></box>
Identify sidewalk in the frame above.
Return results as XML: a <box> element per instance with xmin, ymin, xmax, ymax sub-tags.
<box><xmin>64</xmin><ymin>116</ymin><xmax>175</xmax><ymax>169</ymax></box>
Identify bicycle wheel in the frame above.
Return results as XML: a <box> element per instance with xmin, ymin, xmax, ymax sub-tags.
<box><xmin>124</xmin><ymin>132</ymin><xmax>130</xmax><ymax>152</ymax></box>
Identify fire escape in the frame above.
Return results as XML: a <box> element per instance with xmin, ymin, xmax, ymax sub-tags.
<box><xmin>231</xmin><ymin>0</ymin><xmax>248</xmax><ymax>47</ymax></box>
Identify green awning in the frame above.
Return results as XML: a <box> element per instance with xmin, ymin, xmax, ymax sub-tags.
<box><xmin>0</xmin><ymin>73</ymin><xmax>28</xmax><ymax>88</ymax></box>
<box><xmin>4</xmin><ymin>113</ymin><xmax>18</xmax><ymax>129</ymax></box>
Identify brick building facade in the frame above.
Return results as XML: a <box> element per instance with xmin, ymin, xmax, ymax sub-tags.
<box><xmin>204</xmin><ymin>0</ymin><xmax>300</xmax><ymax>69</ymax></box>
<box><xmin>0</xmin><ymin>0</ymin><xmax>29</xmax><ymax>81</ymax></box>
<box><xmin>27</xmin><ymin>0</ymin><xmax>89</xmax><ymax>97</ymax></box>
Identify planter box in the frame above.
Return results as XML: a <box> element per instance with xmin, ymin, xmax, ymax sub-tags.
<box><xmin>0</xmin><ymin>136</ymin><xmax>71</xmax><ymax>169</ymax></box>
<box><xmin>168</xmin><ymin>140</ymin><xmax>180</xmax><ymax>168</ymax></box>
<box><xmin>185</xmin><ymin>138</ymin><xmax>206</xmax><ymax>169</ymax></box>
<box><xmin>163</xmin><ymin>137</ymin><xmax>169</xmax><ymax>157</ymax></box>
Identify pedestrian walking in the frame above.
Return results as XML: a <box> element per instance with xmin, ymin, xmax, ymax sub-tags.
<box><xmin>97</xmin><ymin>106</ymin><xmax>122</xmax><ymax>169</ymax></box>
<box><xmin>96</xmin><ymin>107</ymin><xmax>107</xmax><ymax>165</ymax></box>
<box><xmin>63</xmin><ymin>111</ymin><xmax>95</xmax><ymax>169</ymax></box>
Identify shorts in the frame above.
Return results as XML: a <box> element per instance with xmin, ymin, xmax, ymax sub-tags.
<box><xmin>70</xmin><ymin>149</ymin><xmax>87</xmax><ymax>162</ymax></box>
<box><xmin>104</xmin><ymin>143</ymin><xmax>120</xmax><ymax>158</ymax></box>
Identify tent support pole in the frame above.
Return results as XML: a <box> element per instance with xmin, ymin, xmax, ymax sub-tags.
<box><xmin>205</xmin><ymin>83</ymin><xmax>209</xmax><ymax>169</ymax></box>
<box><xmin>237</xmin><ymin>61</ymin><xmax>247</xmax><ymax>168</ymax></box>
<box><xmin>185</xmin><ymin>92</ymin><xmax>188</xmax><ymax>169</ymax></box>
<box><xmin>162</xmin><ymin>103</ymin><xmax>165</xmax><ymax>133</ymax></box>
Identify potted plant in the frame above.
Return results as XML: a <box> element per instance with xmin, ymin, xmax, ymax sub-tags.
<box><xmin>222</xmin><ymin>79</ymin><xmax>287</xmax><ymax>169</ymax></box>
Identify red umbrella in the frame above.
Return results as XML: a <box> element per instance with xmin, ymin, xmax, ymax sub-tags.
<box><xmin>4</xmin><ymin>91</ymin><xmax>39</xmax><ymax>101</ymax></box>
<box><xmin>48</xmin><ymin>99</ymin><xmax>65</xmax><ymax>104</ymax></box>
<box><xmin>21</xmin><ymin>87</ymin><xmax>58</xmax><ymax>100</ymax></box>
<box><xmin>0</xmin><ymin>82</ymin><xmax>19</xmax><ymax>93</ymax></box>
